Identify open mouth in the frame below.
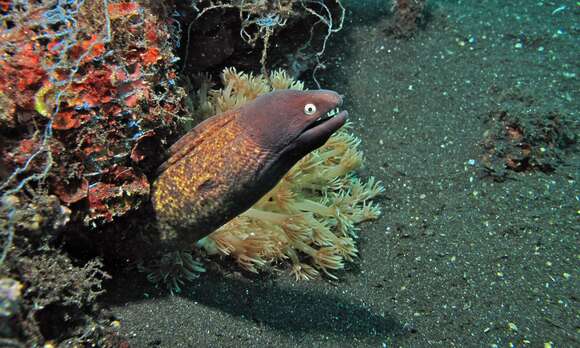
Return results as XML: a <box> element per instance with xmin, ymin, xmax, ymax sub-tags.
<box><xmin>304</xmin><ymin>107</ymin><xmax>343</xmax><ymax>131</ymax></box>
<box><xmin>296</xmin><ymin>106</ymin><xmax>348</xmax><ymax>150</ymax></box>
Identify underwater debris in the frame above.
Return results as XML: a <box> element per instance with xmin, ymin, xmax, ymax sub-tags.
<box><xmin>480</xmin><ymin>86</ymin><xmax>577</xmax><ymax>179</ymax></box>
<box><xmin>384</xmin><ymin>0</ymin><xmax>428</xmax><ymax>38</ymax></box>
<box><xmin>179</xmin><ymin>0</ymin><xmax>345</xmax><ymax>81</ymax></box>
<box><xmin>191</xmin><ymin>68</ymin><xmax>384</xmax><ymax>280</ymax></box>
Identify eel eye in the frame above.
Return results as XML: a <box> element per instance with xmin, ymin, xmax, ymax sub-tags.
<box><xmin>304</xmin><ymin>103</ymin><xmax>317</xmax><ymax>115</ymax></box>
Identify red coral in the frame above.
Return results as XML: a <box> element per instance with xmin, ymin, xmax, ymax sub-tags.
<box><xmin>2</xmin><ymin>0</ymin><xmax>184</xmax><ymax>228</ymax></box>
<box><xmin>141</xmin><ymin>47</ymin><xmax>161</xmax><ymax>66</ymax></box>
<box><xmin>12</xmin><ymin>43</ymin><xmax>43</xmax><ymax>90</ymax></box>
<box><xmin>52</xmin><ymin>110</ymin><xmax>81</xmax><ymax>130</ymax></box>
<box><xmin>88</xmin><ymin>182</ymin><xmax>116</xmax><ymax>222</ymax></box>
<box><xmin>12</xmin><ymin>138</ymin><xmax>40</xmax><ymax>165</ymax></box>
<box><xmin>68</xmin><ymin>67</ymin><xmax>114</xmax><ymax>107</ymax></box>
<box><xmin>69</xmin><ymin>34</ymin><xmax>107</xmax><ymax>62</ymax></box>
<box><xmin>108</xmin><ymin>2</ymin><xmax>140</xmax><ymax>20</ymax></box>
<box><xmin>53</xmin><ymin>178</ymin><xmax>89</xmax><ymax>204</ymax></box>
<box><xmin>0</xmin><ymin>0</ymin><xmax>11</xmax><ymax>12</ymax></box>
<box><xmin>145</xmin><ymin>22</ymin><xmax>159</xmax><ymax>44</ymax></box>
<box><xmin>0</xmin><ymin>41</ymin><xmax>47</xmax><ymax>110</ymax></box>
<box><xmin>4</xmin><ymin>137</ymin><xmax>50</xmax><ymax>175</ymax></box>
<box><xmin>87</xmin><ymin>167</ymin><xmax>150</xmax><ymax>223</ymax></box>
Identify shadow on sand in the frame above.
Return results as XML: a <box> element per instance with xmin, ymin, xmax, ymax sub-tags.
<box><xmin>104</xmin><ymin>270</ymin><xmax>403</xmax><ymax>343</ymax></box>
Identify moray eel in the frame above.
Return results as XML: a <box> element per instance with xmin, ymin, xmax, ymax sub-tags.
<box><xmin>152</xmin><ymin>89</ymin><xmax>347</xmax><ymax>248</ymax></box>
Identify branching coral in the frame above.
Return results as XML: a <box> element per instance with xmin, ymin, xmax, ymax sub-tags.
<box><xmin>193</xmin><ymin>68</ymin><xmax>384</xmax><ymax>280</ymax></box>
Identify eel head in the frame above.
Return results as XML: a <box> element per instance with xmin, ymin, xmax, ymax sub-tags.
<box><xmin>238</xmin><ymin>89</ymin><xmax>348</xmax><ymax>174</ymax></box>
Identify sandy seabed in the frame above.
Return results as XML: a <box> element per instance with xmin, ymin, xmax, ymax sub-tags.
<box><xmin>106</xmin><ymin>1</ymin><xmax>579</xmax><ymax>346</ymax></box>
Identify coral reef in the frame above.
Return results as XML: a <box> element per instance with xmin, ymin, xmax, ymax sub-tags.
<box><xmin>0</xmin><ymin>0</ymin><xmax>184</xmax><ymax>345</ymax></box>
<box><xmin>192</xmin><ymin>68</ymin><xmax>384</xmax><ymax>280</ymax></box>
<box><xmin>0</xmin><ymin>277</ymin><xmax>23</xmax><ymax>338</ymax></box>
<box><xmin>0</xmin><ymin>0</ymin><xmax>185</xmax><ymax>232</ymax></box>
<box><xmin>0</xmin><ymin>251</ymin><xmax>121</xmax><ymax>346</ymax></box>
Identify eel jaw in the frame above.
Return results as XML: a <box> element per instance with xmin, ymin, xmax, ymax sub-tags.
<box><xmin>304</xmin><ymin>106</ymin><xmax>344</xmax><ymax>131</ymax></box>
<box><xmin>295</xmin><ymin>108</ymin><xmax>348</xmax><ymax>151</ymax></box>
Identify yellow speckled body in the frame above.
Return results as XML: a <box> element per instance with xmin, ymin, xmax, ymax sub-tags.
<box><xmin>151</xmin><ymin>89</ymin><xmax>347</xmax><ymax>249</ymax></box>
<box><xmin>152</xmin><ymin>111</ymin><xmax>270</xmax><ymax>247</ymax></box>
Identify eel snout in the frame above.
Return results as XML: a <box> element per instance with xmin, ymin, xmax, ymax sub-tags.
<box><xmin>297</xmin><ymin>92</ymin><xmax>347</xmax><ymax>150</ymax></box>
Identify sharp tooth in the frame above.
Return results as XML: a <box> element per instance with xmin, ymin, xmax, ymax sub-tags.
<box><xmin>323</xmin><ymin>107</ymin><xmax>341</xmax><ymax>118</ymax></box>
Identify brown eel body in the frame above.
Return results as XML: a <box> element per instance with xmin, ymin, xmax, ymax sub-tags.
<box><xmin>152</xmin><ymin>89</ymin><xmax>347</xmax><ymax>249</ymax></box>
